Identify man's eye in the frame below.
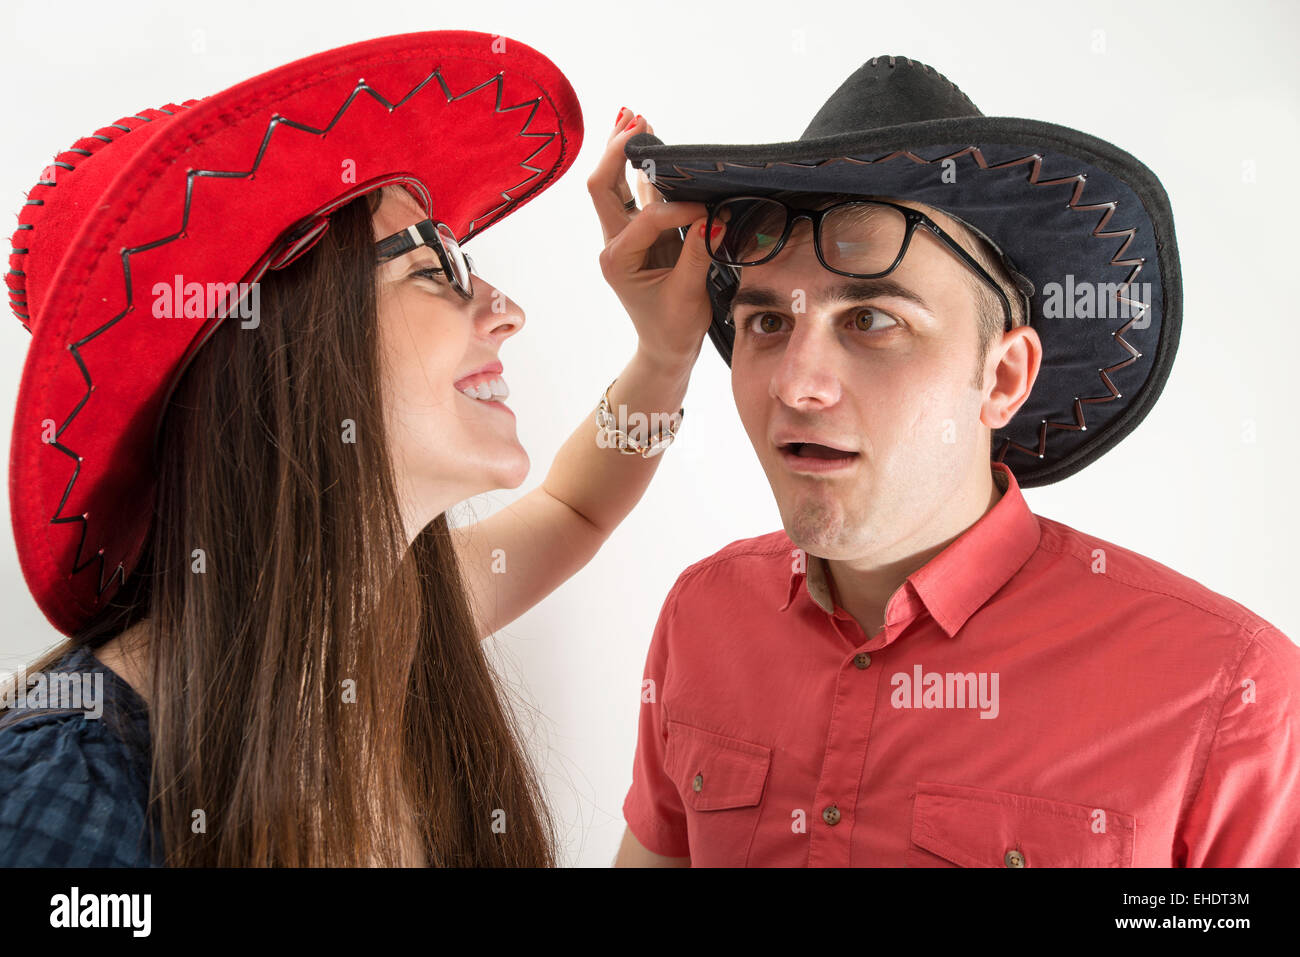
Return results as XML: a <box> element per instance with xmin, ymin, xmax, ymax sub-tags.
<box><xmin>744</xmin><ymin>312</ymin><xmax>786</xmax><ymax>335</ymax></box>
<box><xmin>738</xmin><ymin>307</ymin><xmax>901</xmax><ymax>337</ymax></box>
<box><xmin>852</xmin><ymin>307</ymin><xmax>900</xmax><ymax>332</ymax></box>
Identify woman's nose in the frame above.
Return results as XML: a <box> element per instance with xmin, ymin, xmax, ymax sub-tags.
<box><xmin>471</xmin><ymin>279</ymin><xmax>525</xmax><ymax>341</ymax></box>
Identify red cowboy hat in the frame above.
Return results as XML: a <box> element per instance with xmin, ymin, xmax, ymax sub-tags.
<box><xmin>6</xmin><ymin>30</ymin><xmax>583</xmax><ymax>636</ymax></box>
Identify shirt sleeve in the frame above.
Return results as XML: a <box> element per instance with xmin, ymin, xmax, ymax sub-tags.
<box><xmin>622</xmin><ymin>582</ymin><xmax>691</xmax><ymax>859</ymax></box>
<box><xmin>0</xmin><ymin>713</ymin><xmax>158</xmax><ymax>867</ymax></box>
<box><xmin>1177</xmin><ymin>625</ymin><xmax>1300</xmax><ymax>866</ymax></box>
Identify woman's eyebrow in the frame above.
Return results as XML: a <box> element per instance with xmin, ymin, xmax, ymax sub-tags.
<box><xmin>400</xmin><ymin>248</ymin><xmax>442</xmax><ymax>268</ymax></box>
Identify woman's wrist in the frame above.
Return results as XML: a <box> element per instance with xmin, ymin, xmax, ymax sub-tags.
<box><xmin>630</xmin><ymin>341</ymin><xmax>700</xmax><ymax>387</ymax></box>
<box><xmin>597</xmin><ymin>344</ymin><xmax>696</xmax><ymax>456</ymax></box>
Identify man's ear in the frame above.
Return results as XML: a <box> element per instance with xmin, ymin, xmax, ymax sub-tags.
<box><xmin>980</xmin><ymin>326</ymin><xmax>1042</xmax><ymax>430</ymax></box>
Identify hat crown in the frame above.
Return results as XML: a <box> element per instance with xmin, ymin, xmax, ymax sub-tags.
<box><xmin>799</xmin><ymin>54</ymin><xmax>983</xmax><ymax>141</ymax></box>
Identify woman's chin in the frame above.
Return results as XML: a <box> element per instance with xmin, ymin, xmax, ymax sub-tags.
<box><xmin>482</xmin><ymin>448</ymin><xmax>530</xmax><ymax>492</ymax></box>
<box><xmin>497</xmin><ymin>462</ymin><xmax>530</xmax><ymax>491</ymax></box>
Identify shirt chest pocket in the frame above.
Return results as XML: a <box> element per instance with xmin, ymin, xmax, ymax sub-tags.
<box><xmin>664</xmin><ymin>720</ymin><xmax>772</xmax><ymax>867</ymax></box>
<box><xmin>908</xmin><ymin>781</ymin><xmax>1136</xmax><ymax>867</ymax></box>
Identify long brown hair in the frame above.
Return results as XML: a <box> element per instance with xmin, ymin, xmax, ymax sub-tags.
<box><xmin>6</xmin><ymin>189</ymin><xmax>557</xmax><ymax>866</ymax></box>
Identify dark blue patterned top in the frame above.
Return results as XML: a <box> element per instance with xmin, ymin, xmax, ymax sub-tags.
<box><xmin>0</xmin><ymin>644</ymin><xmax>162</xmax><ymax>866</ymax></box>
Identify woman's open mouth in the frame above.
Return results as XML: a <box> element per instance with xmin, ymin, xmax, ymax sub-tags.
<box><xmin>453</xmin><ymin>367</ymin><xmax>513</xmax><ymax>416</ymax></box>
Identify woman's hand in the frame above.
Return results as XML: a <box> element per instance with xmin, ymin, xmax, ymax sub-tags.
<box><xmin>588</xmin><ymin>108</ymin><xmax>722</xmax><ymax>371</ymax></box>
<box><xmin>453</xmin><ymin>110</ymin><xmax>719</xmax><ymax>640</ymax></box>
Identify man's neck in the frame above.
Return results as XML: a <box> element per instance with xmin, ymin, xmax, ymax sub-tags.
<box><xmin>824</xmin><ymin>467</ymin><xmax>1004</xmax><ymax>636</ymax></box>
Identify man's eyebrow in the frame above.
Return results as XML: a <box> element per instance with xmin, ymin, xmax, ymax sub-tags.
<box><xmin>730</xmin><ymin>278</ymin><xmax>934</xmax><ymax>315</ymax></box>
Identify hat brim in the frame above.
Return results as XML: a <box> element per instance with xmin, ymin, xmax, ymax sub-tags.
<box><xmin>627</xmin><ymin>117</ymin><xmax>1181</xmax><ymax>489</ymax></box>
<box><xmin>12</xmin><ymin>30</ymin><xmax>582</xmax><ymax>635</ymax></box>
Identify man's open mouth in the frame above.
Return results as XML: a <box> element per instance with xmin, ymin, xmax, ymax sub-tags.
<box><xmin>780</xmin><ymin>442</ymin><xmax>859</xmax><ymax>461</ymax></box>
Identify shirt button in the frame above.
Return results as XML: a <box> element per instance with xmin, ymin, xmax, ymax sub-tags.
<box><xmin>854</xmin><ymin>653</ymin><xmax>872</xmax><ymax>670</ymax></box>
<box><xmin>822</xmin><ymin>805</ymin><xmax>841</xmax><ymax>826</ymax></box>
<box><xmin>1004</xmin><ymin>849</ymin><xmax>1026</xmax><ymax>867</ymax></box>
<box><xmin>692</xmin><ymin>773</ymin><xmax>703</xmax><ymax>793</ymax></box>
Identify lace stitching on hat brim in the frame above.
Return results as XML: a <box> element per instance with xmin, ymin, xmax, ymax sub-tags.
<box><xmin>660</xmin><ymin>146</ymin><xmax>1150</xmax><ymax>470</ymax></box>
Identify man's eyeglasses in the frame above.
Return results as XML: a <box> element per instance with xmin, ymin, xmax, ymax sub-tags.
<box><xmin>704</xmin><ymin>196</ymin><xmax>1027</xmax><ymax>332</ymax></box>
<box><xmin>375</xmin><ymin>218</ymin><xmax>475</xmax><ymax>301</ymax></box>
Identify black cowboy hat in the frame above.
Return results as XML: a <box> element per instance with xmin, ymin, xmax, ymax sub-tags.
<box><xmin>625</xmin><ymin>54</ymin><xmax>1180</xmax><ymax>488</ymax></box>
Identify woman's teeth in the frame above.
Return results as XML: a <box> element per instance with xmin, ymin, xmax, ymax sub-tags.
<box><xmin>460</xmin><ymin>377</ymin><xmax>509</xmax><ymax>401</ymax></box>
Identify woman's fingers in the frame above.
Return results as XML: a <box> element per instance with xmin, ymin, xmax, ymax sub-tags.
<box><xmin>663</xmin><ymin>212</ymin><xmax>724</xmax><ymax>299</ymax></box>
<box><xmin>601</xmin><ymin>199</ymin><xmax>709</xmax><ymax>278</ymax></box>
<box><xmin>635</xmin><ymin>167</ymin><xmax>658</xmax><ymax>209</ymax></box>
<box><xmin>588</xmin><ymin>109</ymin><xmax>646</xmax><ymax>243</ymax></box>
<box><xmin>632</xmin><ymin>119</ymin><xmax>661</xmax><ymax>208</ymax></box>
<box><xmin>625</xmin><ymin>119</ymin><xmax>685</xmax><ymax>269</ymax></box>
<box><xmin>604</xmin><ymin>106</ymin><xmax>631</xmax><ymax>146</ymax></box>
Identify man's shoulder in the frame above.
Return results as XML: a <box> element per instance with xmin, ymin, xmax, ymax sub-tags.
<box><xmin>666</xmin><ymin>530</ymin><xmax>794</xmax><ymax>600</ymax></box>
<box><xmin>1033</xmin><ymin>514</ymin><xmax>1286</xmax><ymax>641</ymax></box>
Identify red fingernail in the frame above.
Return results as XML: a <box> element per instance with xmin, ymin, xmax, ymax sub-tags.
<box><xmin>615</xmin><ymin>107</ymin><xmax>625</xmax><ymax>125</ymax></box>
<box><xmin>709</xmin><ymin>223</ymin><xmax>723</xmax><ymax>237</ymax></box>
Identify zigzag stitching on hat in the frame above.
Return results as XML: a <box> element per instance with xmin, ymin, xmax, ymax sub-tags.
<box><xmin>8</xmin><ymin>107</ymin><xmax>180</xmax><ymax>323</ymax></box>
<box><xmin>43</xmin><ymin>67</ymin><xmax>563</xmax><ymax>609</ymax></box>
<box><xmin>425</xmin><ymin>71</ymin><xmax>560</xmax><ymax>232</ymax></box>
<box><xmin>654</xmin><ymin>146</ymin><xmax>1148</xmax><ymax>465</ymax></box>
<box><xmin>8</xmin><ymin>107</ymin><xmax>197</xmax><ymax>330</ymax></box>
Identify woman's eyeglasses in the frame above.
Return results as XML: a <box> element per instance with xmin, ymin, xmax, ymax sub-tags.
<box><xmin>704</xmin><ymin>196</ymin><xmax>1026</xmax><ymax>332</ymax></box>
<box><xmin>375</xmin><ymin>218</ymin><xmax>475</xmax><ymax>301</ymax></box>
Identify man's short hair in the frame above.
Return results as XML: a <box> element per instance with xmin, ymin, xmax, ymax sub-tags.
<box><xmin>751</xmin><ymin>190</ymin><xmax>1026</xmax><ymax>388</ymax></box>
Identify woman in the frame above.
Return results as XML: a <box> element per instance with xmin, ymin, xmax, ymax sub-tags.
<box><xmin>0</xmin><ymin>32</ymin><xmax>713</xmax><ymax>866</ymax></box>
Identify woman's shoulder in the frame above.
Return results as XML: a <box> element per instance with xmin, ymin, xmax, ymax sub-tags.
<box><xmin>0</xmin><ymin>645</ymin><xmax>160</xmax><ymax>867</ymax></box>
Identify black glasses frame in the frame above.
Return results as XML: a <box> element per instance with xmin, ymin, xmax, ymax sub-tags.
<box><xmin>375</xmin><ymin>218</ymin><xmax>475</xmax><ymax>301</ymax></box>
<box><xmin>705</xmin><ymin>196</ymin><xmax>1026</xmax><ymax>332</ymax></box>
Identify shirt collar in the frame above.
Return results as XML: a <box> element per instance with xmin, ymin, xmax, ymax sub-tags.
<box><xmin>779</xmin><ymin>462</ymin><xmax>1040</xmax><ymax>637</ymax></box>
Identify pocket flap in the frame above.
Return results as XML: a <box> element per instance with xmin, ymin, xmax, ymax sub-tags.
<box><xmin>911</xmin><ymin>781</ymin><xmax>1135</xmax><ymax>867</ymax></box>
<box><xmin>665</xmin><ymin>721</ymin><xmax>771</xmax><ymax>811</ymax></box>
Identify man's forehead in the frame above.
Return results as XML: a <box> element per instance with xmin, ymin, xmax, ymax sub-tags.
<box><xmin>728</xmin><ymin>193</ymin><xmax>978</xmax><ymax>285</ymax></box>
<box><xmin>872</xmin><ymin>195</ymin><xmax>964</xmax><ymax>237</ymax></box>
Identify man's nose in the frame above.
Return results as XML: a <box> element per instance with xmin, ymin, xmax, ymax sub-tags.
<box><xmin>470</xmin><ymin>279</ymin><xmax>525</xmax><ymax>341</ymax></box>
<box><xmin>770</xmin><ymin>319</ymin><xmax>843</xmax><ymax>409</ymax></box>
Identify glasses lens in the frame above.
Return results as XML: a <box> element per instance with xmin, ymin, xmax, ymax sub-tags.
<box><xmin>709</xmin><ymin>198</ymin><xmax>789</xmax><ymax>265</ymax></box>
<box><xmin>435</xmin><ymin>222</ymin><xmax>473</xmax><ymax>297</ymax></box>
<box><xmin>816</xmin><ymin>203</ymin><xmax>909</xmax><ymax>277</ymax></box>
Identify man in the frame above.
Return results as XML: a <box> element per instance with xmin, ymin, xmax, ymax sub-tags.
<box><xmin>613</xmin><ymin>55</ymin><xmax>1300</xmax><ymax>867</ymax></box>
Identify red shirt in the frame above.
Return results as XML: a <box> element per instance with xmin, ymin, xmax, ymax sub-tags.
<box><xmin>623</xmin><ymin>462</ymin><xmax>1300</xmax><ymax>866</ymax></box>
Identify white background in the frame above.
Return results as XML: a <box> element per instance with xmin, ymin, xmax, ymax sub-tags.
<box><xmin>1</xmin><ymin>0</ymin><xmax>1296</xmax><ymax>866</ymax></box>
